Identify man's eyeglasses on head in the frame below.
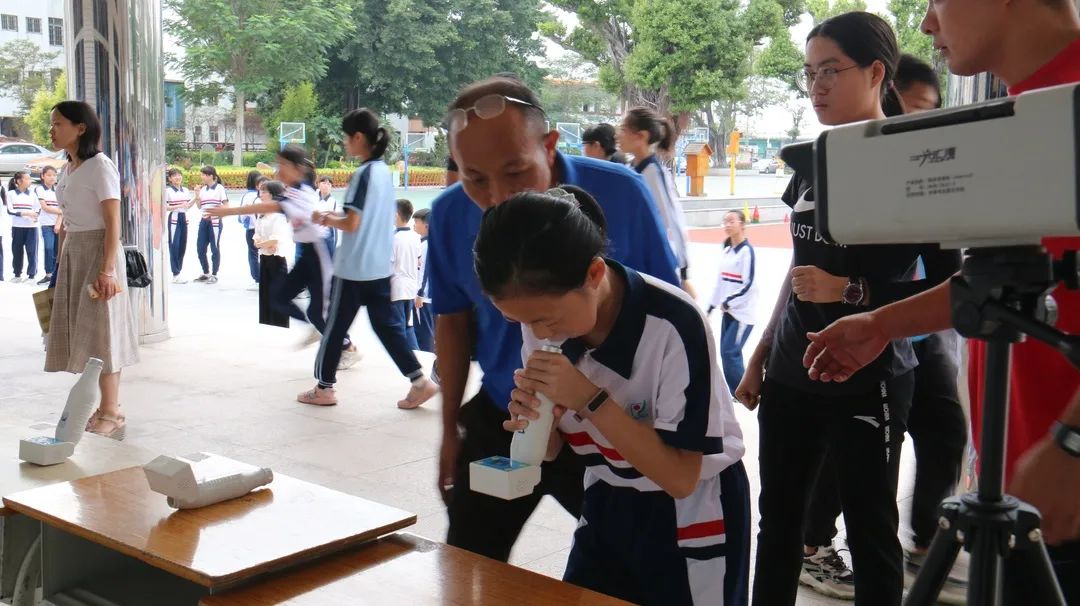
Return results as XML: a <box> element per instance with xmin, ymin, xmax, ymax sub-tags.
<box><xmin>447</xmin><ymin>94</ymin><xmax>547</xmax><ymax>134</ymax></box>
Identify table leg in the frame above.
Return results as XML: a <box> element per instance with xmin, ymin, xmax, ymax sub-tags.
<box><xmin>1</xmin><ymin>514</ymin><xmax>41</xmax><ymax>603</ymax></box>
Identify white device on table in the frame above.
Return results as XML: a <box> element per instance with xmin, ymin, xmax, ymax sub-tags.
<box><xmin>19</xmin><ymin>358</ymin><xmax>102</xmax><ymax>466</ymax></box>
<box><xmin>781</xmin><ymin>82</ymin><xmax>1079</xmax><ymax>248</ymax></box>
<box><xmin>470</xmin><ymin>341</ymin><xmax>563</xmax><ymax>500</ymax></box>
<box><xmin>143</xmin><ymin>452</ymin><xmax>274</xmax><ymax>509</ymax></box>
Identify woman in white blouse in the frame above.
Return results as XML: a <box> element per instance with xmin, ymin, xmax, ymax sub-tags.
<box><xmin>44</xmin><ymin>101</ymin><xmax>138</xmax><ymax>440</ymax></box>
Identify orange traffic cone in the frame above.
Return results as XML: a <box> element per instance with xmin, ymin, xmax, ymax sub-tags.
<box><xmin>752</xmin><ymin>206</ymin><xmax>761</xmax><ymax>224</ymax></box>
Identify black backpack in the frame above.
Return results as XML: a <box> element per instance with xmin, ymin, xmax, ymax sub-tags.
<box><xmin>124</xmin><ymin>246</ymin><xmax>151</xmax><ymax>288</ymax></box>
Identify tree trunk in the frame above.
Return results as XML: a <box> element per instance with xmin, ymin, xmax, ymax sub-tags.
<box><xmin>704</xmin><ymin>103</ymin><xmax>718</xmax><ymax>163</ymax></box>
<box><xmin>233</xmin><ymin>90</ymin><xmax>245</xmax><ymax>166</ymax></box>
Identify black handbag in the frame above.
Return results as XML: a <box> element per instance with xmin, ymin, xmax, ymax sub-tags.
<box><xmin>124</xmin><ymin>246</ymin><xmax>152</xmax><ymax>288</ymax></box>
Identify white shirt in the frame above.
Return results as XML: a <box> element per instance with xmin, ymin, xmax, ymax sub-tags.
<box><xmin>390</xmin><ymin>227</ymin><xmax>422</xmax><ymax>301</ymax></box>
<box><xmin>254</xmin><ymin>213</ymin><xmax>287</xmax><ymax>257</ymax></box>
<box><xmin>316</xmin><ymin>193</ymin><xmax>338</xmax><ymax>214</ymax></box>
<box><xmin>278</xmin><ymin>185</ymin><xmax>327</xmax><ymax>244</ymax></box>
<box><xmin>237</xmin><ymin>190</ymin><xmax>259</xmax><ymax>229</ymax></box>
<box><xmin>165</xmin><ymin>185</ymin><xmax>191</xmax><ymax>224</ymax></box>
<box><xmin>635</xmin><ymin>155</ymin><xmax>690</xmax><ymax>270</ymax></box>
<box><xmin>196</xmin><ymin>183</ymin><xmax>228</xmax><ymax>225</ymax></box>
<box><xmin>417</xmin><ymin>236</ymin><xmax>430</xmax><ymax>303</ymax></box>
<box><xmin>55</xmin><ymin>154</ymin><xmax>121</xmax><ymax>233</ymax></box>
<box><xmin>0</xmin><ymin>191</ymin><xmax>9</xmax><ymax>231</ymax></box>
<box><xmin>710</xmin><ymin>240</ymin><xmax>758</xmax><ymax>325</ymax></box>
<box><xmin>35</xmin><ymin>185</ymin><xmax>59</xmax><ymax>227</ymax></box>
<box><xmin>7</xmin><ymin>188</ymin><xmax>41</xmax><ymax>228</ymax></box>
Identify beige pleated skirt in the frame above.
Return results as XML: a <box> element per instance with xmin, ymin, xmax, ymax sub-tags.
<box><xmin>44</xmin><ymin>229</ymin><xmax>139</xmax><ymax>374</ymax></box>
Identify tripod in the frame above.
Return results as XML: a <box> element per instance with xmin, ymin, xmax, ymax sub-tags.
<box><xmin>906</xmin><ymin>246</ymin><xmax>1080</xmax><ymax>606</ymax></box>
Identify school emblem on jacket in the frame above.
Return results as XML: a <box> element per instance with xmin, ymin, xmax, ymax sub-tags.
<box><xmin>629</xmin><ymin>400</ymin><xmax>651</xmax><ymax>420</ymax></box>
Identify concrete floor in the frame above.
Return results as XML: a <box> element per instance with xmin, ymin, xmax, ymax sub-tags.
<box><xmin>0</xmin><ymin>225</ymin><xmax>962</xmax><ymax>605</ymax></box>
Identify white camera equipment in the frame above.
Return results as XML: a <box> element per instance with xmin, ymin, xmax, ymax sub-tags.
<box><xmin>781</xmin><ymin>83</ymin><xmax>1080</xmax><ymax>606</ymax></box>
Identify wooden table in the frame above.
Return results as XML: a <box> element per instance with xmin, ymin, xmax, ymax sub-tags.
<box><xmin>0</xmin><ymin>419</ymin><xmax>157</xmax><ymax>603</ymax></box>
<box><xmin>3</xmin><ymin>466</ymin><xmax>416</xmax><ymax>605</ymax></box>
<box><xmin>201</xmin><ymin>533</ymin><xmax>630</xmax><ymax>606</ymax></box>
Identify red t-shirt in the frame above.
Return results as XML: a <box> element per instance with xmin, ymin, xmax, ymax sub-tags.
<box><xmin>968</xmin><ymin>36</ymin><xmax>1080</xmax><ymax>483</ymax></box>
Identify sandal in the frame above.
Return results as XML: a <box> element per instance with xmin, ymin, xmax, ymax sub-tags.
<box><xmin>86</xmin><ymin>410</ymin><xmax>127</xmax><ymax>441</ymax></box>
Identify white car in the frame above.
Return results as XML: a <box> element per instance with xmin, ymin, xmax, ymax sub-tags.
<box><xmin>0</xmin><ymin>142</ymin><xmax>53</xmax><ymax>175</ymax></box>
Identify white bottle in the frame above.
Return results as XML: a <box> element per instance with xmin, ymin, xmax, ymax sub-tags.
<box><xmin>510</xmin><ymin>342</ymin><xmax>562</xmax><ymax>466</ymax></box>
<box><xmin>55</xmin><ymin>358</ymin><xmax>103</xmax><ymax>445</ymax></box>
<box><xmin>167</xmin><ymin>468</ymin><xmax>274</xmax><ymax>509</ymax></box>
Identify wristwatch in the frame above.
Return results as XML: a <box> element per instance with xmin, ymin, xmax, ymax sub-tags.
<box><xmin>1051</xmin><ymin>421</ymin><xmax>1080</xmax><ymax>458</ymax></box>
<box><xmin>842</xmin><ymin>278</ymin><xmax>866</xmax><ymax>306</ymax></box>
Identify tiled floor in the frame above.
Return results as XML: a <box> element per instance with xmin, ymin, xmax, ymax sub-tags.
<box><xmin>0</xmin><ymin>229</ymin><xmax>962</xmax><ymax>605</ymax></box>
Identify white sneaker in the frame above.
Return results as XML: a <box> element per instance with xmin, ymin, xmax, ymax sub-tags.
<box><xmin>296</xmin><ymin>291</ymin><xmax>310</xmax><ymax>300</ymax></box>
<box><xmin>11</xmin><ymin>276</ymin><xmax>25</xmax><ymax>283</ymax></box>
<box><xmin>800</xmin><ymin>544</ymin><xmax>856</xmax><ymax>600</ymax></box>
<box><xmin>904</xmin><ymin>548</ymin><xmax>967</xmax><ymax>605</ymax></box>
<box><xmin>295</xmin><ymin>327</ymin><xmax>322</xmax><ymax>350</ymax></box>
<box><xmin>338</xmin><ymin>347</ymin><xmax>362</xmax><ymax>370</ymax></box>
<box><xmin>172</xmin><ymin>276</ymin><xmax>188</xmax><ymax>284</ymax></box>
<box><xmin>247</xmin><ymin>282</ymin><xmax>260</xmax><ymax>291</ymax></box>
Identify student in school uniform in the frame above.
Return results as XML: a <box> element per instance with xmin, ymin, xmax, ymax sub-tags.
<box><xmin>252</xmin><ymin>180</ymin><xmax>290</xmax><ymax>327</ymax></box>
<box><xmin>617</xmin><ymin>108</ymin><xmax>694</xmax><ymax>298</ymax></box>
<box><xmin>6</xmin><ymin>171</ymin><xmax>41</xmax><ymax>283</ymax></box>
<box><xmin>707</xmin><ymin>210</ymin><xmax>758</xmax><ymax>398</ymax></box>
<box><xmin>193</xmin><ymin>165</ymin><xmax>228</xmax><ymax>284</ymax></box>
<box><xmin>305</xmin><ymin>108</ymin><xmax>438</xmax><ymax>409</ymax></box>
<box><xmin>35</xmin><ymin>165</ymin><xmax>62</xmax><ymax>285</ymax></box>
<box><xmin>238</xmin><ymin>170</ymin><xmax>266</xmax><ymax>290</ymax></box>
<box><xmin>477</xmin><ymin>187</ymin><xmax>751</xmax><ymax>606</ymax></box>
<box><xmin>316</xmin><ymin>175</ymin><xmax>339</xmax><ymax>255</ymax></box>
<box><xmin>165</xmin><ymin>168</ymin><xmax>194</xmax><ymax>284</ymax></box>
<box><xmin>391</xmin><ymin>199</ymin><xmax>422</xmax><ymax>351</ymax></box>
<box><xmin>412</xmin><ymin>207</ymin><xmax>434</xmax><ymax>353</ymax></box>
<box><xmin>581</xmin><ymin>123</ymin><xmax>627</xmax><ymax>165</ymax></box>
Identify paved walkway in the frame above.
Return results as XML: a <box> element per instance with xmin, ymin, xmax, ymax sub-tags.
<box><xmin>0</xmin><ymin>227</ymin><xmax>943</xmax><ymax>605</ymax></box>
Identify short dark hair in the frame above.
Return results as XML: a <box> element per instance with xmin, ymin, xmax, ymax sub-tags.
<box><xmin>277</xmin><ymin>144</ymin><xmax>316</xmax><ymax>187</ymax></box>
<box><xmin>809</xmin><ymin>12</ymin><xmax>901</xmax><ymax>116</ymax></box>
<box><xmin>341</xmin><ymin>108</ymin><xmax>390</xmax><ymax>160</ymax></box>
<box><xmin>41</xmin><ymin>165</ymin><xmax>57</xmax><ymax>177</ymax></box>
<box><xmin>166</xmin><ymin>167</ymin><xmax>183</xmax><ymax>181</ymax></box>
<box><xmin>448</xmin><ymin>77</ymin><xmax>547</xmax><ymax>133</ymax></box>
<box><xmin>413</xmin><ymin>207</ymin><xmax>431</xmax><ymax>224</ymax></box>
<box><xmin>52</xmin><ymin>101</ymin><xmax>102</xmax><ymax>161</ymax></box>
<box><xmin>582</xmin><ymin>123</ymin><xmax>618</xmax><ymax>156</ymax></box>
<box><xmin>474</xmin><ymin>185</ymin><xmax>608</xmax><ymax>298</ymax></box>
<box><xmin>895</xmin><ymin>54</ymin><xmax>942</xmax><ymax>108</ymax></box>
<box><xmin>262</xmin><ymin>179</ymin><xmax>286</xmax><ymax>199</ymax></box>
<box><xmin>245</xmin><ymin>169</ymin><xmax>263</xmax><ymax>191</ymax></box>
<box><xmin>623</xmin><ymin>108</ymin><xmax>675</xmax><ymax>153</ymax></box>
<box><xmin>317</xmin><ymin>175</ymin><xmax>333</xmax><ymax>184</ymax></box>
<box><xmin>396</xmin><ymin>198</ymin><xmax>414</xmax><ymax>223</ymax></box>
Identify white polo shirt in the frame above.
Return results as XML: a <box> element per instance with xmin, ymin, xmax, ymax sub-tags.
<box><xmin>710</xmin><ymin>240</ymin><xmax>759</xmax><ymax>325</ymax></box>
<box><xmin>521</xmin><ymin>260</ymin><xmax>744</xmax><ymax>546</ymax></box>
<box><xmin>197</xmin><ymin>183</ymin><xmax>228</xmax><ymax>225</ymax></box>
<box><xmin>166</xmin><ymin>185</ymin><xmax>192</xmax><ymax>224</ymax></box>
<box><xmin>35</xmin><ymin>185</ymin><xmax>59</xmax><ymax>227</ymax></box>
<box><xmin>390</xmin><ymin>226</ymin><xmax>422</xmax><ymax>302</ymax></box>
<box><xmin>278</xmin><ymin>184</ymin><xmax>327</xmax><ymax>244</ymax></box>
<box><xmin>6</xmin><ymin>188</ymin><xmax>41</xmax><ymax>229</ymax></box>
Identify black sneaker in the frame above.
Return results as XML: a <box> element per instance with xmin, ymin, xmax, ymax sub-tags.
<box><xmin>37</xmin><ymin>275</ymin><xmax>51</xmax><ymax>285</ymax></box>
<box><xmin>193</xmin><ymin>274</ymin><xmax>210</xmax><ymax>283</ymax></box>
<box><xmin>904</xmin><ymin>548</ymin><xmax>967</xmax><ymax>604</ymax></box>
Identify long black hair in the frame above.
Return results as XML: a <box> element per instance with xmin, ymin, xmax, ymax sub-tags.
<box><xmin>277</xmin><ymin>144</ymin><xmax>316</xmax><ymax>187</ymax></box>
<box><xmin>200</xmin><ymin>165</ymin><xmax>223</xmax><ymax>186</ymax></box>
<box><xmin>624</xmin><ymin>107</ymin><xmax>675</xmax><ymax>153</ymax></box>
<box><xmin>808</xmin><ymin>12</ymin><xmax>901</xmax><ymax>117</ymax></box>
<box><xmin>474</xmin><ymin>185</ymin><xmax>608</xmax><ymax>299</ymax></box>
<box><xmin>7</xmin><ymin>170</ymin><xmax>29</xmax><ymax>192</ymax></box>
<box><xmin>52</xmin><ymin>101</ymin><xmax>102</xmax><ymax>161</ymax></box>
<box><xmin>245</xmin><ymin>169</ymin><xmax>264</xmax><ymax>190</ymax></box>
<box><xmin>341</xmin><ymin>109</ymin><xmax>389</xmax><ymax>161</ymax></box>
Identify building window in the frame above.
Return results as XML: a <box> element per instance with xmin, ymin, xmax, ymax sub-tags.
<box><xmin>74</xmin><ymin>41</ymin><xmax>85</xmax><ymax>100</ymax></box>
<box><xmin>73</xmin><ymin>0</ymin><xmax>83</xmax><ymax>33</ymax></box>
<box><xmin>1</xmin><ymin>15</ymin><xmax>17</xmax><ymax>31</ymax></box>
<box><xmin>209</xmin><ymin>125</ymin><xmax>219</xmax><ymax>141</ymax></box>
<box><xmin>26</xmin><ymin>17</ymin><xmax>41</xmax><ymax>33</ymax></box>
<box><xmin>93</xmin><ymin>0</ymin><xmax>108</xmax><ymax>35</ymax></box>
<box><xmin>94</xmin><ymin>41</ymin><xmax>111</xmax><ymax>153</ymax></box>
<box><xmin>194</xmin><ymin>125</ymin><xmax>203</xmax><ymax>141</ymax></box>
<box><xmin>48</xmin><ymin>18</ymin><xmax>62</xmax><ymax>46</ymax></box>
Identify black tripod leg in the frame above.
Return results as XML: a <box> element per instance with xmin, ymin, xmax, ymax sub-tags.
<box><xmin>905</xmin><ymin>499</ymin><xmax>963</xmax><ymax>606</ymax></box>
<box><xmin>967</xmin><ymin>516</ymin><xmax>1006</xmax><ymax>606</ymax></box>
<box><xmin>1003</xmin><ymin>505</ymin><xmax>1066</xmax><ymax>606</ymax></box>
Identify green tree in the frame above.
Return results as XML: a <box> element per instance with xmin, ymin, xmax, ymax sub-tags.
<box><xmin>888</xmin><ymin>0</ymin><xmax>933</xmax><ymax>63</ymax></box>
<box><xmin>317</xmin><ymin>0</ymin><xmax>545</xmax><ymax>125</ymax></box>
<box><xmin>0</xmin><ymin>40</ymin><xmax>61</xmax><ymax>114</ymax></box>
<box><xmin>806</xmin><ymin>0</ymin><xmax>867</xmax><ymax>24</ymax></box>
<box><xmin>25</xmin><ymin>72</ymin><xmax>67</xmax><ymax>146</ymax></box>
<box><xmin>757</xmin><ymin>31</ymin><xmax>805</xmax><ymax>94</ymax></box>
<box><xmin>165</xmin><ymin>0</ymin><xmax>352</xmax><ymax>165</ymax></box>
<box><xmin>266</xmin><ymin>82</ymin><xmax>319</xmax><ymax>152</ymax></box>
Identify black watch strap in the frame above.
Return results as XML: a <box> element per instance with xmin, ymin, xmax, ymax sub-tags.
<box><xmin>585</xmin><ymin>390</ymin><xmax>609</xmax><ymax>415</ymax></box>
<box><xmin>1052</xmin><ymin>422</ymin><xmax>1080</xmax><ymax>458</ymax></box>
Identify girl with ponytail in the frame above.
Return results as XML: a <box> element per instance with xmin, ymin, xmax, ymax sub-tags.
<box><xmin>476</xmin><ymin>186</ymin><xmax>751</xmax><ymax>606</ymax></box>
<box><xmin>299</xmin><ymin>108</ymin><xmax>438</xmax><ymax>409</ymax></box>
<box><xmin>617</xmin><ymin>107</ymin><xmax>694</xmax><ymax>298</ymax></box>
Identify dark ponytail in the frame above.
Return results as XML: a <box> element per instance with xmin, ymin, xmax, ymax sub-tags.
<box><xmin>8</xmin><ymin>170</ymin><xmax>28</xmax><ymax>191</ymax></box>
<box><xmin>200</xmin><ymin>165</ymin><xmax>223</xmax><ymax>186</ymax></box>
<box><xmin>808</xmin><ymin>12</ymin><xmax>900</xmax><ymax>115</ymax></box>
<box><xmin>474</xmin><ymin>185</ymin><xmax>607</xmax><ymax>298</ymax></box>
<box><xmin>277</xmin><ymin>144</ymin><xmax>316</xmax><ymax>187</ymax></box>
<box><xmin>624</xmin><ymin>107</ymin><xmax>675</xmax><ymax>153</ymax></box>
<box><xmin>342</xmin><ymin>108</ymin><xmax>389</xmax><ymax>160</ymax></box>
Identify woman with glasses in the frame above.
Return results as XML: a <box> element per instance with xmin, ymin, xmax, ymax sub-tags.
<box><xmin>617</xmin><ymin>107</ymin><xmax>692</xmax><ymax>297</ymax></box>
<box><xmin>735</xmin><ymin>12</ymin><xmax>924</xmax><ymax>605</ymax></box>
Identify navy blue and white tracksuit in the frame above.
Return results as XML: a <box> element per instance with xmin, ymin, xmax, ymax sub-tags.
<box><xmin>271</xmin><ymin>185</ymin><xmax>334</xmax><ymax>331</ymax></box>
<box><xmin>710</xmin><ymin>240</ymin><xmax>758</xmax><ymax>396</ymax></box>
<box><xmin>35</xmin><ymin>185</ymin><xmax>59</xmax><ymax>276</ymax></box>
<box><xmin>413</xmin><ymin>235</ymin><xmax>434</xmax><ymax>352</ymax></box>
<box><xmin>166</xmin><ymin>185</ymin><xmax>192</xmax><ymax>277</ymax></box>
<box><xmin>196</xmin><ymin>183</ymin><xmax>228</xmax><ymax>276</ymax></box>
<box><xmin>522</xmin><ymin>260</ymin><xmax>751</xmax><ymax>606</ymax></box>
<box><xmin>635</xmin><ymin>155</ymin><xmax>690</xmax><ymax>278</ymax></box>
<box><xmin>238</xmin><ymin>189</ymin><xmax>261</xmax><ymax>283</ymax></box>
<box><xmin>6</xmin><ymin>187</ymin><xmax>41</xmax><ymax>279</ymax></box>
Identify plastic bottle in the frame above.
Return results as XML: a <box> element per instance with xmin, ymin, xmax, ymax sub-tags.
<box><xmin>510</xmin><ymin>342</ymin><xmax>563</xmax><ymax>466</ymax></box>
<box><xmin>167</xmin><ymin>468</ymin><xmax>274</xmax><ymax>509</ymax></box>
<box><xmin>55</xmin><ymin>358</ymin><xmax>103</xmax><ymax>445</ymax></box>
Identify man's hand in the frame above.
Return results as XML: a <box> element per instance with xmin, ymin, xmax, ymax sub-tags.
<box><xmin>791</xmin><ymin>265</ymin><xmax>848</xmax><ymax>304</ymax></box>
<box><xmin>438</xmin><ymin>431</ymin><xmax>461</xmax><ymax>506</ymax></box>
<box><xmin>415</xmin><ymin>297</ymin><xmax>424</xmax><ymax>310</ymax></box>
<box><xmin>803</xmin><ymin>312</ymin><xmax>890</xmax><ymax>383</ymax></box>
<box><xmin>1010</xmin><ymin>435</ymin><xmax>1080</xmax><ymax>545</ymax></box>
